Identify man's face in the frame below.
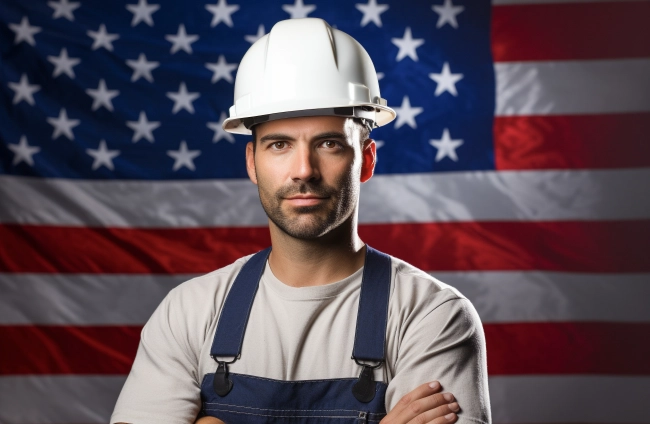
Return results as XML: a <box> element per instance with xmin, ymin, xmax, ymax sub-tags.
<box><xmin>246</xmin><ymin>116</ymin><xmax>373</xmax><ymax>240</ymax></box>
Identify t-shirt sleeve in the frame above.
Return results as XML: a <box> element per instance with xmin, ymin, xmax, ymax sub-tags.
<box><xmin>385</xmin><ymin>296</ymin><xmax>491</xmax><ymax>423</ymax></box>
<box><xmin>110</xmin><ymin>287</ymin><xmax>203</xmax><ymax>424</ymax></box>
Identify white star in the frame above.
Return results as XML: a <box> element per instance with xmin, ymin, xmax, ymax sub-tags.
<box><xmin>377</xmin><ymin>72</ymin><xmax>384</xmax><ymax>81</ymax></box>
<box><xmin>127</xmin><ymin>111</ymin><xmax>161</xmax><ymax>143</ymax></box>
<box><xmin>429</xmin><ymin>62</ymin><xmax>463</xmax><ymax>96</ymax></box>
<box><xmin>166</xmin><ymin>82</ymin><xmax>200</xmax><ymax>114</ymax></box>
<box><xmin>47</xmin><ymin>108</ymin><xmax>80</xmax><ymax>140</ymax></box>
<box><xmin>391</xmin><ymin>27</ymin><xmax>424</xmax><ymax>62</ymax></box>
<box><xmin>393</xmin><ymin>96</ymin><xmax>423</xmax><ymax>129</ymax></box>
<box><xmin>9</xmin><ymin>17</ymin><xmax>42</xmax><ymax>46</ymax></box>
<box><xmin>207</xmin><ymin>112</ymin><xmax>235</xmax><ymax>143</ymax></box>
<box><xmin>165</xmin><ymin>24</ymin><xmax>199</xmax><ymax>54</ymax></box>
<box><xmin>205</xmin><ymin>0</ymin><xmax>239</xmax><ymax>27</ymax></box>
<box><xmin>8</xmin><ymin>136</ymin><xmax>40</xmax><ymax>167</ymax></box>
<box><xmin>282</xmin><ymin>0</ymin><xmax>316</xmax><ymax>19</ymax></box>
<box><xmin>8</xmin><ymin>74</ymin><xmax>41</xmax><ymax>105</ymax></box>
<box><xmin>374</xmin><ymin>140</ymin><xmax>385</xmax><ymax>149</ymax></box>
<box><xmin>126</xmin><ymin>0</ymin><xmax>160</xmax><ymax>27</ymax></box>
<box><xmin>87</xmin><ymin>24</ymin><xmax>119</xmax><ymax>51</ymax></box>
<box><xmin>86</xmin><ymin>79</ymin><xmax>119</xmax><ymax>111</ymax></box>
<box><xmin>167</xmin><ymin>141</ymin><xmax>201</xmax><ymax>171</ymax></box>
<box><xmin>430</xmin><ymin>128</ymin><xmax>463</xmax><ymax>162</ymax></box>
<box><xmin>432</xmin><ymin>0</ymin><xmax>464</xmax><ymax>29</ymax></box>
<box><xmin>48</xmin><ymin>0</ymin><xmax>80</xmax><ymax>21</ymax></box>
<box><xmin>355</xmin><ymin>0</ymin><xmax>389</xmax><ymax>27</ymax></box>
<box><xmin>245</xmin><ymin>24</ymin><xmax>265</xmax><ymax>44</ymax></box>
<box><xmin>86</xmin><ymin>140</ymin><xmax>120</xmax><ymax>170</ymax></box>
<box><xmin>126</xmin><ymin>53</ymin><xmax>160</xmax><ymax>82</ymax></box>
<box><xmin>47</xmin><ymin>48</ymin><xmax>81</xmax><ymax>79</ymax></box>
<box><xmin>205</xmin><ymin>55</ymin><xmax>237</xmax><ymax>83</ymax></box>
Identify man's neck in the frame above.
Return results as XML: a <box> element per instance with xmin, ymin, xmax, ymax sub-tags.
<box><xmin>267</xmin><ymin>219</ymin><xmax>366</xmax><ymax>288</ymax></box>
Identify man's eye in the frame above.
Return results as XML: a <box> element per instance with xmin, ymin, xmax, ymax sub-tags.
<box><xmin>271</xmin><ymin>141</ymin><xmax>286</xmax><ymax>150</ymax></box>
<box><xmin>322</xmin><ymin>140</ymin><xmax>339</xmax><ymax>149</ymax></box>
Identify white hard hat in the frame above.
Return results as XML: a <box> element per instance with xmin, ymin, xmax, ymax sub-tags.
<box><xmin>223</xmin><ymin>18</ymin><xmax>396</xmax><ymax>135</ymax></box>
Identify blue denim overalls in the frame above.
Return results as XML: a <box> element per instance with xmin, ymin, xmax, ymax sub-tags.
<box><xmin>199</xmin><ymin>246</ymin><xmax>392</xmax><ymax>423</ymax></box>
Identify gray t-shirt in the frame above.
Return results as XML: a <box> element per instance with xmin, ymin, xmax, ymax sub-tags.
<box><xmin>111</xmin><ymin>254</ymin><xmax>491</xmax><ymax>423</ymax></box>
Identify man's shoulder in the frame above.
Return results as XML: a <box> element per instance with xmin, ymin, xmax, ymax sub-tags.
<box><xmin>162</xmin><ymin>253</ymin><xmax>258</xmax><ymax>314</ymax></box>
<box><xmin>388</xmin><ymin>254</ymin><xmax>471</xmax><ymax>318</ymax></box>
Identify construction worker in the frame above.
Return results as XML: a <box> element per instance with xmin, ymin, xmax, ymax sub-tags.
<box><xmin>112</xmin><ymin>18</ymin><xmax>490</xmax><ymax>424</ymax></box>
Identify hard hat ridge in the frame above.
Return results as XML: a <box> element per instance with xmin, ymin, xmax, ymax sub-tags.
<box><xmin>222</xmin><ymin>18</ymin><xmax>396</xmax><ymax>134</ymax></box>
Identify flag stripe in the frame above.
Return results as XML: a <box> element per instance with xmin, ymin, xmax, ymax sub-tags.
<box><xmin>2</xmin><ymin>272</ymin><xmax>649</xmax><ymax>325</ymax></box>
<box><xmin>488</xmin><ymin>375</ymin><xmax>650</xmax><ymax>422</ymax></box>
<box><xmin>494</xmin><ymin>113</ymin><xmax>650</xmax><ymax>170</ymax></box>
<box><xmin>2</xmin><ymin>375</ymin><xmax>650</xmax><ymax>424</ymax></box>
<box><xmin>0</xmin><ymin>274</ymin><xmax>188</xmax><ymax>325</ymax></box>
<box><xmin>0</xmin><ymin>376</ymin><xmax>126</xmax><ymax>424</ymax></box>
<box><xmin>491</xmin><ymin>2</ymin><xmax>650</xmax><ymax>61</ymax></box>
<box><xmin>492</xmin><ymin>0</ymin><xmax>650</xmax><ymax>4</ymax></box>
<box><xmin>2</xmin><ymin>221</ymin><xmax>649</xmax><ymax>273</ymax></box>
<box><xmin>433</xmin><ymin>271</ymin><xmax>650</xmax><ymax>323</ymax></box>
<box><xmin>3</xmin><ymin>169</ymin><xmax>649</xmax><ymax>227</ymax></box>
<box><xmin>495</xmin><ymin>59</ymin><xmax>650</xmax><ymax>116</ymax></box>
<box><xmin>485</xmin><ymin>322</ymin><xmax>650</xmax><ymax>375</ymax></box>
<box><xmin>2</xmin><ymin>322</ymin><xmax>648</xmax><ymax>375</ymax></box>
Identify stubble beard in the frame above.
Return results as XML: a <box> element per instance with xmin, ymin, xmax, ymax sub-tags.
<box><xmin>257</xmin><ymin>173</ymin><xmax>358</xmax><ymax>240</ymax></box>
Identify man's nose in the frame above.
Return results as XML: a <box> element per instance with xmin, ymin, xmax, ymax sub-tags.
<box><xmin>290</xmin><ymin>144</ymin><xmax>320</xmax><ymax>182</ymax></box>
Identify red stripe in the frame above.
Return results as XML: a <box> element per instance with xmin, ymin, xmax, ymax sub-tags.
<box><xmin>2</xmin><ymin>323</ymin><xmax>648</xmax><ymax>375</ymax></box>
<box><xmin>2</xmin><ymin>221</ymin><xmax>649</xmax><ymax>273</ymax></box>
<box><xmin>0</xmin><ymin>325</ymin><xmax>140</xmax><ymax>375</ymax></box>
<box><xmin>485</xmin><ymin>322</ymin><xmax>650</xmax><ymax>375</ymax></box>
<box><xmin>491</xmin><ymin>2</ymin><xmax>650</xmax><ymax>61</ymax></box>
<box><xmin>494</xmin><ymin>113</ymin><xmax>650</xmax><ymax>170</ymax></box>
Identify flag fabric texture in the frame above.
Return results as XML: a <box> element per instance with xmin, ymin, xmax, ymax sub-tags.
<box><xmin>1</xmin><ymin>0</ymin><xmax>650</xmax><ymax>422</ymax></box>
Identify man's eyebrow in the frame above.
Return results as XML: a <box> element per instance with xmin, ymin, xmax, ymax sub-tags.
<box><xmin>259</xmin><ymin>133</ymin><xmax>295</xmax><ymax>144</ymax></box>
<box><xmin>312</xmin><ymin>131</ymin><xmax>346</xmax><ymax>141</ymax></box>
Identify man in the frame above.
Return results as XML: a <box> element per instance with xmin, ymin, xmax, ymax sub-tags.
<box><xmin>112</xmin><ymin>18</ymin><xmax>490</xmax><ymax>424</ymax></box>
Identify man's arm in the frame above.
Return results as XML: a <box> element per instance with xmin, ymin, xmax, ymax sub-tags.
<box><xmin>386</xmin><ymin>297</ymin><xmax>491</xmax><ymax>423</ymax></box>
<box><xmin>111</xmin><ymin>288</ymin><xmax>204</xmax><ymax>424</ymax></box>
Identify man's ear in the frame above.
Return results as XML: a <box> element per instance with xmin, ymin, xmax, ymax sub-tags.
<box><xmin>245</xmin><ymin>141</ymin><xmax>258</xmax><ymax>185</ymax></box>
<box><xmin>360</xmin><ymin>138</ymin><xmax>376</xmax><ymax>183</ymax></box>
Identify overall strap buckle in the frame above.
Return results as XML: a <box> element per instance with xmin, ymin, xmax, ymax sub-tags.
<box><xmin>351</xmin><ymin>357</ymin><xmax>384</xmax><ymax>403</ymax></box>
<box><xmin>211</xmin><ymin>355</ymin><xmax>239</xmax><ymax>397</ymax></box>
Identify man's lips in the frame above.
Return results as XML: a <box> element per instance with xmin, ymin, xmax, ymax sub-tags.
<box><xmin>284</xmin><ymin>195</ymin><xmax>328</xmax><ymax>206</ymax></box>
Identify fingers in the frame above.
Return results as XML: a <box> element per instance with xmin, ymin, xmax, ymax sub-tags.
<box><xmin>194</xmin><ymin>417</ymin><xmax>226</xmax><ymax>424</ymax></box>
<box><xmin>401</xmin><ymin>392</ymin><xmax>457</xmax><ymax>424</ymax></box>
<box><xmin>406</xmin><ymin>399</ymin><xmax>460</xmax><ymax>424</ymax></box>
<box><xmin>387</xmin><ymin>381</ymin><xmax>443</xmax><ymax>419</ymax></box>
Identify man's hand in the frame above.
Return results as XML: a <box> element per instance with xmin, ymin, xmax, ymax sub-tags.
<box><xmin>195</xmin><ymin>417</ymin><xmax>225</xmax><ymax>424</ymax></box>
<box><xmin>381</xmin><ymin>381</ymin><xmax>460</xmax><ymax>424</ymax></box>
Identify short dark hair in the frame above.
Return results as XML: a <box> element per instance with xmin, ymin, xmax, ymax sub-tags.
<box><xmin>251</xmin><ymin>118</ymin><xmax>370</xmax><ymax>153</ymax></box>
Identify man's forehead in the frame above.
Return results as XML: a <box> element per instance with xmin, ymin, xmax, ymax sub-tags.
<box><xmin>255</xmin><ymin>115</ymin><xmax>353</xmax><ymax>138</ymax></box>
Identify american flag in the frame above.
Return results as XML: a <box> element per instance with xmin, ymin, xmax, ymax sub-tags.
<box><xmin>1</xmin><ymin>0</ymin><xmax>650</xmax><ymax>422</ymax></box>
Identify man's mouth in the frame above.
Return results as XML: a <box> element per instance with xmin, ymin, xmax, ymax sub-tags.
<box><xmin>284</xmin><ymin>195</ymin><xmax>328</xmax><ymax>207</ymax></box>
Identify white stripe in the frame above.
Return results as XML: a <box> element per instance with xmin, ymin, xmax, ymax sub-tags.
<box><xmin>0</xmin><ymin>273</ymin><xmax>189</xmax><ymax>325</ymax></box>
<box><xmin>433</xmin><ymin>272</ymin><xmax>650</xmax><ymax>323</ymax></box>
<box><xmin>1</xmin><ymin>170</ymin><xmax>648</xmax><ymax>228</ymax></box>
<box><xmin>489</xmin><ymin>375</ymin><xmax>650</xmax><ymax>422</ymax></box>
<box><xmin>495</xmin><ymin>59</ymin><xmax>650</xmax><ymax>115</ymax></box>
<box><xmin>2</xmin><ymin>272</ymin><xmax>648</xmax><ymax>325</ymax></box>
<box><xmin>0</xmin><ymin>376</ymin><xmax>126</xmax><ymax>424</ymax></box>
<box><xmin>1</xmin><ymin>375</ymin><xmax>648</xmax><ymax>423</ymax></box>
<box><xmin>493</xmin><ymin>0</ymin><xmax>649</xmax><ymax>5</ymax></box>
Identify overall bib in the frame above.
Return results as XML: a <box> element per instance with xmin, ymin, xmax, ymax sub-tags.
<box><xmin>199</xmin><ymin>246</ymin><xmax>392</xmax><ymax>423</ymax></box>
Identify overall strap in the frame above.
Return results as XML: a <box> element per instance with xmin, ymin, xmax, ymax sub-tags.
<box><xmin>210</xmin><ymin>247</ymin><xmax>271</xmax><ymax>358</ymax></box>
<box><xmin>352</xmin><ymin>245</ymin><xmax>392</xmax><ymax>363</ymax></box>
